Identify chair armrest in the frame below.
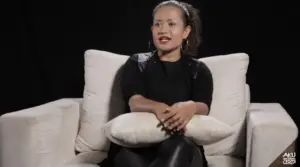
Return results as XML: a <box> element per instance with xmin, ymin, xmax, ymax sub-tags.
<box><xmin>0</xmin><ymin>98</ymin><xmax>81</xmax><ymax>167</ymax></box>
<box><xmin>246</xmin><ymin>103</ymin><xmax>298</xmax><ymax>167</ymax></box>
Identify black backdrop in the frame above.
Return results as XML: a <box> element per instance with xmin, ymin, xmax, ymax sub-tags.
<box><xmin>2</xmin><ymin>0</ymin><xmax>297</xmax><ymax>161</ymax></box>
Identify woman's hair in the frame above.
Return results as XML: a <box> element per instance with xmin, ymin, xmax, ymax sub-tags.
<box><xmin>152</xmin><ymin>0</ymin><xmax>202</xmax><ymax>56</ymax></box>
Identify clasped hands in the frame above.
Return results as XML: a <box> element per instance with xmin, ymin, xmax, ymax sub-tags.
<box><xmin>155</xmin><ymin>101</ymin><xmax>197</xmax><ymax>135</ymax></box>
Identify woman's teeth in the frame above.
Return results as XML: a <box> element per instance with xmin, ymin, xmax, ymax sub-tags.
<box><xmin>159</xmin><ymin>37</ymin><xmax>171</xmax><ymax>42</ymax></box>
<box><xmin>161</xmin><ymin>39</ymin><xmax>169</xmax><ymax>42</ymax></box>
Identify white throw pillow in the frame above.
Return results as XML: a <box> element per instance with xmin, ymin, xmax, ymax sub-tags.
<box><xmin>199</xmin><ymin>53</ymin><xmax>249</xmax><ymax>125</ymax></box>
<box><xmin>199</xmin><ymin>53</ymin><xmax>249</xmax><ymax>156</ymax></box>
<box><xmin>104</xmin><ymin>112</ymin><xmax>234</xmax><ymax>148</ymax></box>
<box><xmin>75</xmin><ymin>50</ymin><xmax>128</xmax><ymax>153</ymax></box>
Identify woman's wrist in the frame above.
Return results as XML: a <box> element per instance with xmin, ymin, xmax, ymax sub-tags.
<box><xmin>182</xmin><ymin>101</ymin><xmax>197</xmax><ymax>114</ymax></box>
<box><xmin>153</xmin><ymin>102</ymin><xmax>169</xmax><ymax>114</ymax></box>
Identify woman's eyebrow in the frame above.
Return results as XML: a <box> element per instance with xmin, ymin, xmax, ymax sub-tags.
<box><xmin>154</xmin><ymin>19</ymin><xmax>175</xmax><ymax>22</ymax></box>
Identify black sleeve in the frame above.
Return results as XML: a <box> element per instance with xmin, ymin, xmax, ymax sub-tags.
<box><xmin>191</xmin><ymin>61</ymin><xmax>213</xmax><ymax>112</ymax></box>
<box><xmin>120</xmin><ymin>56</ymin><xmax>147</xmax><ymax>105</ymax></box>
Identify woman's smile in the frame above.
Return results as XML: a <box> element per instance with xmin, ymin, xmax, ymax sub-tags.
<box><xmin>158</xmin><ymin>36</ymin><xmax>172</xmax><ymax>44</ymax></box>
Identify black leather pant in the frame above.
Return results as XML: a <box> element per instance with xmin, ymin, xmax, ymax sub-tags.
<box><xmin>108</xmin><ymin>135</ymin><xmax>207</xmax><ymax>167</ymax></box>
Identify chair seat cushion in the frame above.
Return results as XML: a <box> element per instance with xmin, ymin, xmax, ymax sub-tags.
<box><xmin>66</xmin><ymin>151</ymin><xmax>106</xmax><ymax>166</ymax></box>
<box><xmin>206</xmin><ymin>156</ymin><xmax>244</xmax><ymax>167</ymax></box>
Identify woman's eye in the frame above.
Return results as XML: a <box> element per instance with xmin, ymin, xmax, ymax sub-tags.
<box><xmin>154</xmin><ymin>23</ymin><xmax>160</xmax><ymax>27</ymax></box>
<box><xmin>169</xmin><ymin>23</ymin><xmax>176</xmax><ymax>26</ymax></box>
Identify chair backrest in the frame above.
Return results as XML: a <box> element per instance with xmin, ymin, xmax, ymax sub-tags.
<box><xmin>76</xmin><ymin>50</ymin><xmax>250</xmax><ymax>157</ymax></box>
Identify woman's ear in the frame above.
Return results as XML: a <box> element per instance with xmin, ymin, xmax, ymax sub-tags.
<box><xmin>183</xmin><ymin>25</ymin><xmax>191</xmax><ymax>39</ymax></box>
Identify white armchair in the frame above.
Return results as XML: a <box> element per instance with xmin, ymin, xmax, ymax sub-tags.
<box><xmin>0</xmin><ymin>50</ymin><xmax>297</xmax><ymax>167</ymax></box>
<box><xmin>0</xmin><ymin>99</ymin><xmax>297</xmax><ymax>167</ymax></box>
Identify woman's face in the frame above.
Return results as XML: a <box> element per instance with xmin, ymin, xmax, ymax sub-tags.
<box><xmin>152</xmin><ymin>5</ymin><xmax>191</xmax><ymax>53</ymax></box>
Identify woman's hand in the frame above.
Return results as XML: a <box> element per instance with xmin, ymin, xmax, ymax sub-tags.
<box><xmin>154</xmin><ymin>103</ymin><xmax>182</xmax><ymax>134</ymax></box>
<box><xmin>164</xmin><ymin>101</ymin><xmax>197</xmax><ymax>131</ymax></box>
<box><xmin>154</xmin><ymin>103</ymin><xmax>173</xmax><ymax>123</ymax></box>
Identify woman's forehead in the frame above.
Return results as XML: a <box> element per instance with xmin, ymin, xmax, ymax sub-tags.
<box><xmin>154</xmin><ymin>5</ymin><xmax>183</xmax><ymax>19</ymax></box>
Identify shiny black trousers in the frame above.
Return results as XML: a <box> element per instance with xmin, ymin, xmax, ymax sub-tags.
<box><xmin>101</xmin><ymin>135</ymin><xmax>208</xmax><ymax>167</ymax></box>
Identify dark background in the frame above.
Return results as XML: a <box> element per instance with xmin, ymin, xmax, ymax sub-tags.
<box><xmin>1</xmin><ymin>0</ymin><xmax>297</xmax><ymax>163</ymax></box>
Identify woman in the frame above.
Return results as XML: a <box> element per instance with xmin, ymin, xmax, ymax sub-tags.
<box><xmin>102</xmin><ymin>1</ymin><xmax>213</xmax><ymax>167</ymax></box>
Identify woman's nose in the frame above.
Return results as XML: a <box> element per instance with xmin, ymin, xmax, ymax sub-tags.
<box><xmin>158</xmin><ymin>24</ymin><xmax>168</xmax><ymax>34</ymax></box>
<box><xmin>158</xmin><ymin>31</ymin><xmax>167</xmax><ymax>35</ymax></box>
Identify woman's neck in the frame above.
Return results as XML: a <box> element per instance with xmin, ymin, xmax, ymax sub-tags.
<box><xmin>158</xmin><ymin>48</ymin><xmax>181</xmax><ymax>62</ymax></box>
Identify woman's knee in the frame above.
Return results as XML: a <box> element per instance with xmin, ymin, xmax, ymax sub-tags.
<box><xmin>158</xmin><ymin>135</ymin><xmax>195</xmax><ymax>156</ymax></box>
<box><xmin>162</xmin><ymin>135</ymin><xmax>194</xmax><ymax>148</ymax></box>
<box><xmin>114</xmin><ymin>148</ymin><xmax>147</xmax><ymax>167</ymax></box>
<box><xmin>190</xmin><ymin>147</ymin><xmax>205</xmax><ymax>167</ymax></box>
<box><xmin>150</xmin><ymin>135</ymin><xmax>198</xmax><ymax>167</ymax></box>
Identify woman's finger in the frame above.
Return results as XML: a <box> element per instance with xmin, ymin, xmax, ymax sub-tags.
<box><xmin>177</xmin><ymin>119</ymin><xmax>189</xmax><ymax>131</ymax></box>
<box><xmin>164</xmin><ymin>113</ymin><xmax>180</xmax><ymax>126</ymax></box>
<box><xmin>183</xmin><ymin>127</ymin><xmax>187</xmax><ymax>135</ymax></box>
<box><xmin>168</xmin><ymin>117</ymin><xmax>183</xmax><ymax>129</ymax></box>
<box><xmin>170</xmin><ymin>116</ymin><xmax>185</xmax><ymax>128</ymax></box>
<box><xmin>162</xmin><ymin>108</ymin><xmax>177</xmax><ymax>122</ymax></box>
